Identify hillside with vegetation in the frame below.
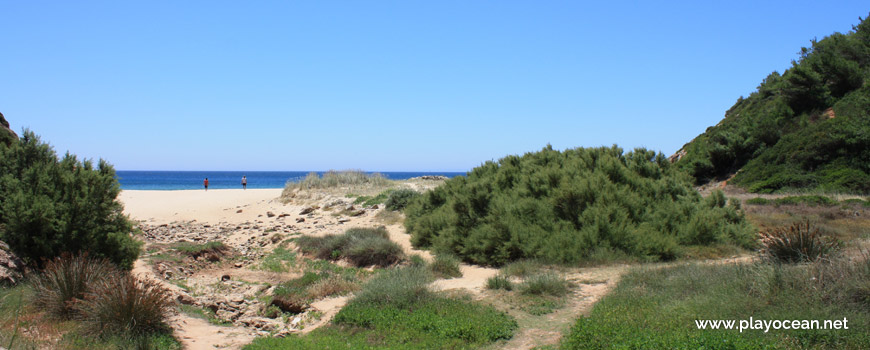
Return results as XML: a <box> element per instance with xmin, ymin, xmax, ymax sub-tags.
<box><xmin>404</xmin><ymin>145</ymin><xmax>755</xmax><ymax>266</ymax></box>
<box><xmin>675</xmin><ymin>15</ymin><xmax>870</xmax><ymax>194</ymax></box>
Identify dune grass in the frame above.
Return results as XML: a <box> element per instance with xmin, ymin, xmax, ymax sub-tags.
<box><xmin>561</xmin><ymin>257</ymin><xmax>870</xmax><ymax>349</ymax></box>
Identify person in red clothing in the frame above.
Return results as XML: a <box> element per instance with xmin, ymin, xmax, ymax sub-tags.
<box><xmin>204</xmin><ymin>177</ymin><xmax>209</xmax><ymax>191</ymax></box>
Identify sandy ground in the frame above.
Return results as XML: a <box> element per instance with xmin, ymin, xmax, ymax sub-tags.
<box><xmin>121</xmin><ymin>189</ymin><xmax>285</xmax><ymax>225</ymax></box>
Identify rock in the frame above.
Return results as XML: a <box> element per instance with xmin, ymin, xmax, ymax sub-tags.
<box><xmin>337</xmin><ymin>218</ymin><xmax>351</xmax><ymax>224</ymax></box>
<box><xmin>266</xmin><ymin>211</ymin><xmax>276</xmax><ymax>218</ymax></box>
<box><xmin>236</xmin><ymin>209</ymin><xmax>243</xmax><ymax>213</ymax></box>
<box><xmin>349</xmin><ymin>210</ymin><xmax>365</xmax><ymax>217</ymax></box>
<box><xmin>176</xmin><ymin>293</ymin><xmax>196</xmax><ymax>305</ymax></box>
<box><xmin>296</xmin><ymin>218</ymin><xmax>305</xmax><ymax>223</ymax></box>
<box><xmin>299</xmin><ymin>207</ymin><xmax>315</xmax><ymax>215</ymax></box>
<box><xmin>278</xmin><ymin>213</ymin><xmax>289</xmax><ymax>218</ymax></box>
<box><xmin>371</xmin><ymin>204</ymin><xmax>379</xmax><ymax>209</ymax></box>
<box><xmin>345</xmin><ymin>204</ymin><xmax>355</xmax><ymax>211</ymax></box>
<box><xmin>0</xmin><ymin>241</ymin><xmax>25</xmax><ymax>285</ymax></box>
<box><xmin>221</xmin><ymin>275</ymin><xmax>231</xmax><ymax>282</ymax></box>
<box><xmin>290</xmin><ymin>316</ymin><xmax>302</xmax><ymax>327</ymax></box>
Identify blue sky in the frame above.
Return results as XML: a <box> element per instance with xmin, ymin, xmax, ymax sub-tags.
<box><xmin>2</xmin><ymin>1</ymin><xmax>868</xmax><ymax>172</ymax></box>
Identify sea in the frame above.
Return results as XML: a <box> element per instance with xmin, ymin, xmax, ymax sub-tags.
<box><xmin>115</xmin><ymin>171</ymin><xmax>466</xmax><ymax>190</ymax></box>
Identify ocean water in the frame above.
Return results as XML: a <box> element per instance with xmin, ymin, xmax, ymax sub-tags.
<box><xmin>115</xmin><ymin>171</ymin><xmax>465</xmax><ymax>190</ymax></box>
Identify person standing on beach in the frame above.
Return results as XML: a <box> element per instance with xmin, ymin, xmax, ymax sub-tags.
<box><xmin>241</xmin><ymin>175</ymin><xmax>247</xmax><ymax>190</ymax></box>
<box><xmin>204</xmin><ymin>178</ymin><xmax>209</xmax><ymax>191</ymax></box>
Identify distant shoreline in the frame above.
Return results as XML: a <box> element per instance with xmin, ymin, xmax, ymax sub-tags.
<box><xmin>116</xmin><ymin>170</ymin><xmax>464</xmax><ymax>191</ymax></box>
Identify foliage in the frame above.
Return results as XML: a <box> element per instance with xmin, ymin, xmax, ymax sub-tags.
<box><xmin>247</xmin><ymin>265</ymin><xmax>517</xmax><ymax>349</ymax></box>
<box><xmin>282</xmin><ymin>170</ymin><xmax>393</xmax><ymax>195</ymax></box>
<box><xmin>172</xmin><ymin>241</ymin><xmax>228</xmax><ymax>260</ymax></box>
<box><xmin>560</xmin><ymin>260</ymin><xmax>870</xmax><ymax>349</ymax></box>
<box><xmin>759</xmin><ymin>220</ymin><xmax>839</xmax><ymax>263</ymax></box>
<box><xmin>0</xmin><ymin>130</ymin><xmax>141</xmax><ymax>269</ymax></box>
<box><xmin>385</xmin><ymin>188</ymin><xmax>422</xmax><ymax>211</ymax></box>
<box><xmin>78</xmin><ymin>274</ymin><xmax>173</xmax><ymax>337</ymax></box>
<box><xmin>295</xmin><ymin>227</ymin><xmax>404</xmax><ymax>267</ymax></box>
<box><xmin>31</xmin><ymin>254</ymin><xmax>117</xmax><ymax>319</ymax></box>
<box><xmin>485</xmin><ymin>275</ymin><xmax>514</xmax><ymax>291</ymax></box>
<box><xmin>258</xmin><ymin>247</ymin><xmax>296</xmax><ymax>272</ymax></box>
<box><xmin>501</xmin><ymin>260</ymin><xmax>542</xmax><ymax>278</ymax></box>
<box><xmin>352</xmin><ymin>266</ymin><xmax>434</xmax><ymax>309</ymax></box>
<box><xmin>353</xmin><ymin>189</ymin><xmax>393</xmax><ymax>206</ymax></box>
<box><xmin>405</xmin><ymin>145</ymin><xmax>754</xmax><ymax>265</ymax></box>
<box><xmin>676</xmin><ymin>15</ymin><xmax>870</xmax><ymax>194</ymax></box>
<box><xmin>518</xmin><ymin>272</ymin><xmax>570</xmax><ymax>297</ymax></box>
<box><xmin>429</xmin><ymin>253</ymin><xmax>462</xmax><ymax>279</ymax></box>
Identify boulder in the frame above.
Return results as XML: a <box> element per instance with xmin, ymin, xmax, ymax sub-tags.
<box><xmin>0</xmin><ymin>241</ymin><xmax>25</xmax><ymax>285</ymax></box>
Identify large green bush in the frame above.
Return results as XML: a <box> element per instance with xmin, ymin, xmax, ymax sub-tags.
<box><xmin>676</xmin><ymin>15</ymin><xmax>870</xmax><ymax>194</ymax></box>
<box><xmin>0</xmin><ymin>130</ymin><xmax>141</xmax><ymax>269</ymax></box>
<box><xmin>405</xmin><ymin>145</ymin><xmax>754</xmax><ymax>266</ymax></box>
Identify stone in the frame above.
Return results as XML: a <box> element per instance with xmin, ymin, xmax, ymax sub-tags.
<box><xmin>221</xmin><ymin>274</ymin><xmax>231</xmax><ymax>282</ymax></box>
<box><xmin>371</xmin><ymin>204</ymin><xmax>379</xmax><ymax>209</ymax></box>
<box><xmin>296</xmin><ymin>218</ymin><xmax>305</xmax><ymax>223</ymax></box>
<box><xmin>0</xmin><ymin>241</ymin><xmax>25</xmax><ymax>285</ymax></box>
<box><xmin>236</xmin><ymin>209</ymin><xmax>243</xmax><ymax>213</ymax></box>
<box><xmin>266</xmin><ymin>211</ymin><xmax>276</xmax><ymax>218</ymax></box>
<box><xmin>299</xmin><ymin>207</ymin><xmax>315</xmax><ymax>215</ymax></box>
<box><xmin>234</xmin><ymin>262</ymin><xmax>244</xmax><ymax>268</ymax></box>
<box><xmin>176</xmin><ymin>293</ymin><xmax>196</xmax><ymax>305</ymax></box>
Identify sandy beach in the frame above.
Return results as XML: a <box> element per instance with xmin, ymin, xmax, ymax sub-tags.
<box><xmin>120</xmin><ymin>188</ymin><xmax>287</xmax><ymax>225</ymax></box>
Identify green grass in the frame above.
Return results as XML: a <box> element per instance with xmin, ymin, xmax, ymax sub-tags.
<box><xmin>486</xmin><ymin>275</ymin><xmax>514</xmax><ymax>291</ymax></box>
<box><xmin>245</xmin><ymin>266</ymin><xmax>517</xmax><ymax>350</ymax></box>
<box><xmin>352</xmin><ymin>189</ymin><xmax>393</xmax><ymax>206</ymax></box>
<box><xmin>258</xmin><ymin>247</ymin><xmax>297</xmax><ymax>272</ymax></box>
<box><xmin>501</xmin><ymin>260</ymin><xmax>542</xmax><ymax>278</ymax></box>
<box><xmin>561</xmin><ymin>260</ymin><xmax>870</xmax><ymax>350</ymax></box>
<box><xmin>519</xmin><ymin>272</ymin><xmax>570</xmax><ymax>297</ymax></box>
<box><xmin>172</xmin><ymin>241</ymin><xmax>227</xmax><ymax>257</ymax></box>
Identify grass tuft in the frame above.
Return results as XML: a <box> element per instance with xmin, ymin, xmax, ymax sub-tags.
<box><xmin>759</xmin><ymin>220</ymin><xmax>839</xmax><ymax>263</ymax></box>
<box><xmin>32</xmin><ymin>254</ymin><xmax>117</xmax><ymax>319</ymax></box>
<box><xmin>519</xmin><ymin>272</ymin><xmax>569</xmax><ymax>297</ymax></box>
<box><xmin>429</xmin><ymin>254</ymin><xmax>462</xmax><ymax>279</ymax></box>
<box><xmin>78</xmin><ymin>274</ymin><xmax>173</xmax><ymax>337</ymax></box>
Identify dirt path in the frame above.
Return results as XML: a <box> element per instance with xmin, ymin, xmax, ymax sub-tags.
<box><xmin>132</xmin><ymin>260</ymin><xmax>256</xmax><ymax>350</ymax></box>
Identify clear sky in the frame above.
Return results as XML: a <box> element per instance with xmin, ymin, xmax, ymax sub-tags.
<box><xmin>2</xmin><ymin>1</ymin><xmax>868</xmax><ymax>172</ymax></box>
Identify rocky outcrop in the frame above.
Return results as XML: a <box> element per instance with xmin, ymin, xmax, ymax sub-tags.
<box><xmin>0</xmin><ymin>241</ymin><xmax>25</xmax><ymax>285</ymax></box>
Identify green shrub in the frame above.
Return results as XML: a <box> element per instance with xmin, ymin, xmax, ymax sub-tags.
<box><xmin>773</xmin><ymin>195</ymin><xmax>838</xmax><ymax>206</ymax></box>
<box><xmin>283</xmin><ymin>170</ymin><xmax>393</xmax><ymax>193</ymax></box>
<box><xmin>385</xmin><ymin>188</ymin><xmax>422</xmax><ymax>211</ymax></box>
<box><xmin>32</xmin><ymin>254</ymin><xmax>117</xmax><ymax>319</ymax></box>
<box><xmin>519</xmin><ymin>272</ymin><xmax>569</xmax><ymax>297</ymax></box>
<box><xmin>172</xmin><ymin>241</ymin><xmax>228</xmax><ymax>260</ymax></box>
<box><xmin>295</xmin><ymin>227</ymin><xmax>403</xmax><ymax>267</ymax></box>
<box><xmin>344</xmin><ymin>237</ymin><xmax>404</xmax><ymax>267</ymax></box>
<box><xmin>486</xmin><ymin>275</ymin><xmax>514</xmax><ymax>291</ymax></box>
<box><xmin>746</xmin><ymin>197</ymin><xmax>771</xmax><ymax>205</ymax></box>
<box><xmin>78</xmin><ymin>273</ymin><xmax>173</xmax><ymax>337</ymax></box>
<box><xmin>0</xmin><ymin>131</ymin><xmax>141</xmax><ymax>269</ymax></box>
<box><xmin>502</xmin><ymin>260</ymin><xmax>541</xmax><ymax>278</ymax></box>
<box><xmin>429</xmin><ymin>254</ymin><xmax>462</xmax><ymax>279</ymax></box>
<box><xmin>352</xmin><ymin>266</ymin><xmax>433</xmax><ymax>309</ymax></box>
<box><xmin>759</xmin><ymin>220</ymin><xmax>839</xmax><ymax>263</ymax></box>
<box><xmin>405</xmin><ymin>146</ymin><xmax>754</xmax><ymax>265</ymax></box>
<box><xmin>271</xmin><ymin>271</ymin><xmax>327</xmax><ymax>314</ymax></box>
<box><xmin>409</xmin><ymin>254</ymin><xmax>427</xmax><ymax>267</ymax></box>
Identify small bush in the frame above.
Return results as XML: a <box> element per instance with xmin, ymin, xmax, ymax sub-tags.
<box><xmin>501</xmin><ymin>260</ymin><xmax>541</xmax><ymax>278</ymax></box>
<box><xmin>345</xmin><ymin>237</ymin><xmax>404</xmax><ymax>267</ymax></box>
<box><xmin>409</xmin><ymin>254</ymin><xmax>427</xmax><ymax>267</ymax></box>
<box><xmin>173</xmin><ymin>241</ymin><xmax>228</xmax><ymax>260</ymax></box>
<box><xmin>519</xmin><ymin>272</ymin><xmax>569</xmax><ymax>297</ymax></box>
<box><xmin>759</xmin><ymin>220</ymin><xmax>839</xmax><ymax>263</ymax></box>
<box><xmin>353</xmin><ymin>266</ymin><xmax>433</xmax><ymax>309</ymax></box>
<box><xmin>271</xmin><ymin>272</ymin><xmax>327</xmax><ymax>314</ymax></box>
<box><xmin>32</xmin><ymin>254</ymin><xmax>117</xmax><ymax>319</ymax></box>
<box><xmin>307</xmin><ymin>275</ymin><xmax>360</xmax><ymax>299</ymax></box>
<box><xmin>486</xmin><ymin>275</ymin><xmax>514</xmax><ymax>291</ymax></box>
<box><xmin>385</xmin><ymin>188</ymin><xmax>422</xmax><ymax>211</ymax></box>
<box><xmin>79</xmin><ymin>274</ymin><xmax>173</xmax><ymax>336</ymax></box>
<box><xmin>773</xmin><ymin>195</ymin><xmax>838</xmax><ymax>207</ymax></box>
<box><xmin>295</xmin><ymin>227</ymin><xmax>403</xmax><ymax>267</ymax></box>
<box><xmin>745</xmin><ymin>197</ymin><xmax>771</xmax><ymax>205</ymax></box>
<box><xmin>429</xmin><ymin>254</ymin><xmax>462</xmax><ymax>279</ymax></box>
